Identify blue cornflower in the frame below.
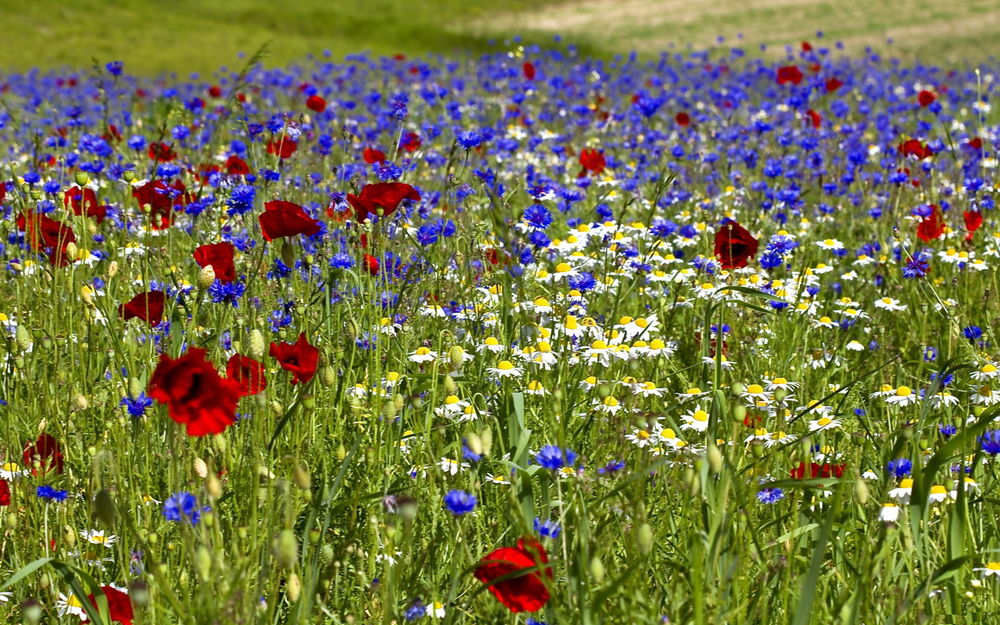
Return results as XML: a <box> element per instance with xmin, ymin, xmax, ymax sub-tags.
<box><xmin>939</xmin><ymin>424</ymin><xmax>957</xmax><ymax>438</ymax></box>
<box><xmin>963</xmin><ymin>326</ymin><xmax>984</xmax><ymax>341</ymax></box>
<box><xmin>461</xmin><ymin>444</ymin><xmax>481</xmax><ymax>463</ymax></box>
<box><xmin>36</xmin><ymin>485</ymin><xmax>69</xmax><ymax>502</ymax></box>
<box><xmin>527</xmin><ymin>619</ymin><xmax>548</xmax><ymax>625</ymax></box>
<box><xmin>443</xmin><ymin>490</ymin><xmax>477</xmax><ymax>516</ymax></box>
<box><xmin>208</xmin><ymin>280</ymin><xmax>246</xmax><ymax>307</ymax></box>
<box><xmin>329</xmin><ymin>252</ymin><xmax>355</xmax><ymax>269</ymax></box>
<box><xmin>759</xmin><ymin>251</ymin><xmax>783</xmax><ymax>269</ymax></box>
<box><xmin>597</xmin><ymin>460</ymin><xmax>625</xmax><ymax>475</ymax></box>
<box><xmin>120</xmin><ymin>392</ymin><xmax>154</xmax><ymax>417</ymax></box>
<box><xmin>416</xmin><ymin>223</ymin><xmax>440</xmax><ymax>246</ymax></box>
<box><xmin>404</xmin><ymin>599</ymin><xmax>426</xmax><ymax>621</ymax></box>
<box><xmin>980</xmin><ymin>431</ymin><xmax>1000</xmax><ymax>455</ymax></box>
<box><xmin>533</xmin><ymin>517</ymin><xmax>562</xmax><ymax>539</ymax></box>
<box><xmin>456</xmin><ymin>130</ymin><xmax>482</xmax><ymax>150</ymax></box>
<box><xmin>534</xmin><ymin>445</ymin><xmax>578</xmax><ymax>471</ymax></box>
<box><xmin>226</xmin><ymin>184</ymin><xmax>256</xmax><ymax>216</ymax></box>
<box><xmin>163</xmin><ymin>492</ymin><xmax>209</xmax><ymax>525</ymax></box>
<box><xmin>903</xmin><ymin>255</ymin><xmax>929</xmax><ymax>279</ymax></box>
<box><xmin>886</xmin><ymin>458</ymin><xmax>913</xmax><ymax>478</ymax></box>
<box><xmin>522</xmin><ymin>204</ymin><xmax>552</xmax><ymax>229</ymax></box>
<box><xmin>105</xmin><ymin>61</ymin><xmax>124</xmax><ymax>76</ymax></box>
<box><xmin>756</xmin><ymin>487</ymin><xmax>785</xmax><ymax>504</ymax></box>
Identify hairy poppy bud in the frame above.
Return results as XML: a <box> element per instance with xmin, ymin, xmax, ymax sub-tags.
<box><xmin>320</xmin><ymin>366</ymin><xmax>336</xmax><ymax>387</ymax></box>
<box><xmin>636</xmin><ymin>523</ymin><xmax>653</xmax><ymax>555</ymax></box>
<box><xmin>707</xmin><ymin>444</ymin><xmax>724</xmax><ymax>474</ymax></box>
<box><xmin>74</xmin><ymin>171</ymin><xmax>90</xmax><ymax>186</ymax></box>
<box><xmin>195</xmin><ymin>545</ymin><xmax>213</xmax><ymax>582</ymax></box>
<box><xmin>854</xmin><ymin>478</ymin><xmax>869</xmax><ymax>504</ymax></box>
<box><xmin>71</xmin><ymin>393</ymin><xmax>89</xmax><ymax>412</ymax></box>
<box><xmin>293</xmin><ymin>465</ymin><xmax>311</xmax><ymax>490</ymax></box>
<box><xmin>92</xmin><ymin>489</ymin><xmax>117</xmax><ymax>527</ymax></box>
<box><xmin>197</xmin><ymin>265</ymin><xmax>216</xmax><ymax>289</ymax></box>
<box><xmin>206</xmin><ymin>473</ymin><xmax>222</xmax><ymax>499</ymax></box>
<box><xmin>287</xmin><ymin>572</ymin><xmax>301</xmax><ymax>602</ymax></box>
<box><xmin>249</xmin><ymin>329</ymin><xmax>266</xmax><ymax>359</ymax></box>
<box><xmin>15</xmin><ymin>325</ymin><xmax>31</xmax><ymax>352</ymax></box>
<box><xmin>275</xmin><ymin>529</ymin><xmax>298</xmax><ymax>569</ymax></box>
<box><xmin>443</xmin><ymin>375</ymin><xmax>458</xmax><ymax>395</ymax></box>
<box><xmin>590</xmin><ymin>555</ymin><xmax>605</xmax><ymax>583</ymax></box>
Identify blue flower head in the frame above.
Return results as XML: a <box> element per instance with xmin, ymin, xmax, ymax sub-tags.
<box><xmin>443</xmin><ymin>490</ymin><xmax>477</xmax><ymax>516</ymax></box>
<box><xmin>163</xmin><ymin>492</ymin><xmax>210</xmax><ymax>526</ymax></box>
<box><xmin>886</xmin><ymin>458</ymin><xmax>912</xmax><ymax>478</ymax></box>
<box><xmin>534</xmin><ymin>445</ymin><xmax>578</xmax><ymax>471</ymax></box>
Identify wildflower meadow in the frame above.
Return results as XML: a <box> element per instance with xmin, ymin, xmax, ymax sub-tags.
<box><xmin>0</xmin><ymin>33</ymin><xmax>999</xmax><ymax>625</ymax></box>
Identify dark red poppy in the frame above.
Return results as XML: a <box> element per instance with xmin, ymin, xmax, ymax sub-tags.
<box><xmin>0</xmin><ymin>181</ymin><xmax>5</xmax><ymax>205</ymax></box>
<box><xmin>400</xmin><ymin>132</ymin><xmax>422</xmax><ymax>152</ymax></box>
<box><xmin>226</xmin><ymin>354</ymin><xmax>267</xmax><ymax>396</ymax></box>
<box><xmin>523</xmin><ymin>61</ymin><xmax>536</xmax><ymax>80</ymax></box>
<box><xmin>964</xmin><ymin>210</ymin><xmax>983</xmax><ymax>241</ymax></box>
<box><xmin>23</xmin><ymin>433</ymin><xmax>64</xmax><ymax>476</ymax></box>
<box><xmin>16</xmin><ymin>212</ymin><xmax>76</xmax><ymax>266</ymax></box>
<box><xmin>269</xmin><ymin>333</ymin><xmax>319</xmax><ymax>385</ymax></box>
<box><xmin>801</xmin><ymin>41</ymin><xmax>813</xmax><ymax>52</ymax></box>
<box><xmin>208</xmin><ymin>85</ymin><xmax>223</xmax><ymax>98</ymax></box>
<box><xmin>0</xmin><ymin>480</ymin><xmax>9</xmax><ymax>506</ymax></box>
<box><xmin>86</xmin><ymin>586</ymin><xmax>134</xmax><ymax>625</ymax></box>
<box><xmin>805</xmin><ymin>109</ymin><xmax>822</xmax><ymax>128</ymax></box>
<box><xmin>267</xmin><ymin>137</ymin><xmax>298</xmax><ymax>159</ymax></box>
<box><xmin>119</xmin><ymin>290</ymin><xmax>165</xmax><ymax>326</ymax></box>
<box><xmin>474</xmin><ymin>537</ymin><xmax>551</xmax><ymax>613</ymax></box>
<box><xmin>148</xmin><ymin>347</ymin><xmax>242</xmax><ymax>437</ymax></box>
<box><xmin>916</xmin><ymin>205</ymin><xmax>945</xmax><ymax>243</ymax></box>
<box><xmin>259</xmin><ymin>200</ymin><xmax>322</xmax><ymax>242</ymax></box>
<box><xmin>967</xmin><ymin>137</ymin><xmax>983</xmax><ymax>153</ymax></box>
<box><xmin>131</xmin><ymin>179</ymin><xmax>176</xmax><ymax>229</ymax></box>
<box><xmin>917</xmin><ymin>90</ymin><xmax>936</xmax><ymax>107</ymax></box>
<box><xmin>224</xmin><ymin>155</ymin><xmax>251</xmax><ymax>175</ymax></box>
<box><xmin>577</xmin><ymin>148</ymin><xmax>606</xmax><ymax>177</ymax></box>
<box><xmin>675</xmin><ymin>111</ymin><xmax>690</xmax><ymax>126</ymax></box>
<box><xmin>790</xmin><ymin>462</ymin><xmax>845</xmax><ymax>480</ymax></box>
<box><xmin>363</xmin><ymin>147</ymin><xmax>386</xmax><ymax>164</ymax></box>
<box><xmin>714</xmin><ymin>220</ymin><xmax>759</xmax><ymax>269</ymax></box>
<box><xmin>64</xmin><ymin>186</ymin><xmax>106</xmax><ymax>222</ymax></box>
<box><xmin>306</xmin><ymin>95</ymin><xmax>326</xmax><ymax>113</ymax></box>
<box><xmin>147</xmin><ymin>142</ymin><xmax>176</xmax><ymax>162</ymax></box>
<box><xmin>776</xmin><ymin>65</ymin><xmax>803</xmax><ymax>85</ymax></box>
<box><xmin>193</xmin><ymin>242</ymin><xmax>236</xmax><ymax>283</ymax></box>
<box><xmin>103</xmin><ymin>124</ymin><xmax>122</xmax><ymax>143</ymax></box>
<box><xmin>346</xmin><ymin>182</ymin><xmax>421</xmax><ymax>223</ymax></box>
<box><xmin>899</xmin><ymin>139</ymin><xmax>933</xmax><ymax>160</ymax></box>
<box><xmin>363</xmin><ymin>253</ymin><xmax>380</xmax><ymax>275</ymax></box>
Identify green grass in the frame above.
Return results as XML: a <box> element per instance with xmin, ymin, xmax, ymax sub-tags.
<box><xmin>0</xmin><ymin>0</ymin><xmax>997</xmax><ymax>76</ymax></box>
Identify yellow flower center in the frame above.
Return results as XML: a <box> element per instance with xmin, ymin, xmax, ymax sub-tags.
<box><xmin>555</xmin><ymin>262</ymin><xmax>572</xmax><ymax>273</ymax></box>
<box><xmin>895</xmin><ymin>386</ymin><xmax>912</xmax><ymax>397</ymax></box>
<box><xmin>497</xmin><ymin>361</ymin><xmax>514</xmax><ymax>370</ymax></box>
<box><xmin>747</xmin><ymin>384</ymin><xmax>764</xmax><ymax>394</ymax></box>
<box><xmin>692</xmin><ymin>410</ymin><xmax>709</xmax><ymax>422</ymax></box>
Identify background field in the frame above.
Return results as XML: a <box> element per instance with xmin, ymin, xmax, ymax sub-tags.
<box><xmin>0</xmin><ymin>0</ymin><xmax>997</xmax><ymax>76</ymax></box>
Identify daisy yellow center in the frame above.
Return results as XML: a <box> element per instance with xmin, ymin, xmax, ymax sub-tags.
<box><xmin>555</xmin><ymin>263</ymin><xmax>571</xmax><ymax>273</ymax></box>
<box><xmin>660</xmin><ymin>428</ymin><xmax>677</xmax><ymax>439</ymax></box>
<box><xmin>484</xmin><ymin>337</ymin><xmax>500</xmax><ymax>346</ymax></box>
<box><xmin>415</xmin><ymin>347</ymin><xmax>431</xmax><ymax>356</ymax></box>
<box><xmin>819</xmin><ymin>316</ymin><xmax>833</xmax><ymax>324</ymax></box>
<box><xmin>584</xmin><ymin>376</ymin><xmax>597</xmax><ymax>385</ymax></box>
<box><xmin>988</xmin><ymin>562</ymin><xmax>1000</xmax><ymax>571</ymax></box>
<box><xmin>488</xmin><ymin>285</ymin><xmax>502</xmax><ymax>295</ymax></box>
<box><xmin>701</xmin><ymin>282</ymin><xmax>714</xmax><ymax>290</ymax></box>
<box><xmin>637</xmin><ymin>429</ymin><xmax>650</xmax><ymax>440</ymax></box>
<box><xmin>817</xmin><ymin>417</ymin><xmax>832</xmax><ymax>426</ymax></box>
<box><xmin>895</xmin><ymin>386</ymin><xmax>912</xmax><ymax>397</ymax></box>
<box><xmin>2</xmin><ymin>462</ymin><xmax>19</xmax><ymax>472</ymax></box>
<box><xmin>686</xmin><ymin>387</ymin><xmax>702</xmax><ymax>395</ymax></box>
<box><xmin>747</xmin><ymin>384</ymin><xmax>764</xmax><ymax>394</ymax></box>
<box><xmin>772</xmin><ymin>377</ymin><xmax>788</xmax><ymax>385</ymax></box>
<box><xmin>445</xmin><ymin>395</ymin><xmax>460</xmax><ymax>405</ymax></box>
<box><xmin>534</xmin><ymin>298</ymin><xmax>550</xmax><ymax>307</ymax></box>
<box><xmin>929</xmin><ymin>485</ymin><xmax>947</xmax><ymax>495</ymax></box>
<box><xmin>899</xmin><ymin>478</ymin><xmax>914</xmax><ymax>489</ymax></box>
<box><xmin>619</xmin><ymin>316</ymin><xmax>634</xmax><ymax>325</ymax></box>
<box><xmin>633</xmin><ymin>340</ymin><xmax>648</xmax><ymax>348</ymax></box>
<box><xmin>564</xmin><ymin>316</ymin><xmax>579</xmax><ymax>329</ymax></box>
<box><xmin>692</xmin><ymin>410</ymin><xmax>708</xmax><ymax>422</ymax></box>
<box><xmin>528</xmin><ymin>381</ymin><xmax>543</xmax><ymax>391</ymax></box>
<box><xmin>386</xmin><ymin>371</ymin><xmax>400</xmax><ymax>381</ymax></box>
<box><xmin>590</xmin><ymin>340</ymin><xmax>608</xmax><ymax>350</ymax></box>
<box><xmin>983</xmin><ymin>364</ymin><xmax>997</xmax><ymax>373</ymax></box>
<box><xmin>67</xmin><ymin>595</ymin><xmax>84</xmax><ymax>608</ymax></box>
<box><xmin>497</xmin><ymin>361</ymin><xmax>515</xmax><ymax>370</ymax></box>
<box><xmin>604</xmin><ymin>397</ymin><xmax>619</xmax><ymax>407</ymax></box>
<box><xmin>635</xmin><ymin>318</ymin><xmax>649</xmax><ymax>328</ymax></box>
<box><xmin>537</xmin><ymin>341</ymin><xmax>551</xmax><ymax>352</ymax></box>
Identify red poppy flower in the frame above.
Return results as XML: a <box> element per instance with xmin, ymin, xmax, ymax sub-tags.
<box><xmin>805</xmin><ymin>109</ymin><xmax>822</xmax><ymax>128</ymax></box>
<box><xmin>363</xmin><ymin>147</ymin><xmax>386</xmax><ymax>164</ymax></box>
<box><xmin>226</xmin><ymin>354</ymin><xmax>267</xmax><ymax>396</ymax></box>
<box><xmin>474</xmin><ymin>538</ymin><xmax>552</xmax><ymax>613</ymax></box>
<box><xmin>714</xmin><ymin>220</ymin><xmax>759</xmax><ymax>269</ymax></box>
<box><xmin>917</xmin><ymin>90</ymin><xmax>936</xmax><ymax>107</ymax></box>
<box><xmin>967</xmin><ymin>137</ymin><xmax>983</xmax><ymax>153</ymax></box>
<box><xmin>400</xmin><ymin>132</ymin><xmax>422</xmax><ymax>152</ymax></box>
<box><xmin>306</xmin><ymin>95</ymin><xmax>326</xmax><ymax>113</ymax></box>
<box><xmin>86</xmin><ymin>586</ymin><xmax>134</xmax><ymax>625</ymax></box>
<box><xmin>790</xmin><ymin>462</ymin><xmax>845</xmax><ymax>479</ymax></box>
<box><xmin>224</xmin><ymin>155</ymin><xmax>251</xmax><ymax>175</ymax></box>
<box><xmin>119</xmin><ymin>290</ymin><xmax>165</xmax><ymax>326</ymax></box>
<box><xmin>898</xmin><ymin>139</ymin><xmax>933</xmax><ymax>160</ymax></box>
<box><xmin>0</xmin><ymin>480</ymin><xmax>9</xmax><ymax>507</ymax></box>
<box><xmin>267</xmin><ymin>137</ymin><xmax>298</xmax><ymax>159</ymax></box>
<box><xmin>801</xmin><ymin>41</ymin><xmax>813</xmax><ymax>52</ymax></box>
<box><xmin>522</xmin><ymin>61</ymin><xmax>536</xmax><ymax>80</ymax></box>
<box><xmin>208</xmin><ymin>85</ymin><xmax>223</xmax><ymax>98</ymax></box>
<box><xmin>192</xmin><ymin>242</ymin><xmax>236</xmax><ymax>283</ymax></box>
<box><xmin>775</xmin><ymin>65</ymin><xmax>803</xmax><ymax>85</ymax></box>
<box><xmin>259</xmin><ymin>200</ymin><xmax>322</xmax><ymax>242</ymax></box>
<box><xmin>103</xmin><ymin>124</ymin><xmax>122</xmax><ymax>143</ymax></box>
<box><xmin>16</xmin><ymin>212</ymin><xmax>76</xmax><ymax>266</ymax></box>
<box><xmin>675</xmin><ymin>111</ymin><xmax>690</xmax><ymax>126</ymax></box>
<box><xmin>363</xmin><ymin>253</ymin><xmax>380</xmax><ymax>275</ymax></box>
<box><xmin>0</xmin><ymin>181</ymin><xmax>5</xmax><ymax>205</ymax></box>
<box><xmin>64</xmin><ymin>186</ymin><xmax>106</xmax><ymax>222</ymax></box>
<box><xmin>964</xmin><ymin>210</ymin><xmax>983</xmax><ymax>241</ymax></box>
<box><xmin>346</xmin><ymin>182</ymin><xmax>421</xmax><ymax>223</ymax></box>
<box><xmin>148</xmin><ymin>347</ymin><xmax>241</xmax><ymax>436</ymax></box>
<box><xmin>147</xmin><ymin>142</ymin><xmax>176</xmax><ymax>162</ymax></box>
<box><xmin>23</xmin><ymin>433</ymin><xmax>64</xmax><ymax>476</ymax></box>
<box><xmin>916</xmin><ymin>205</ymin><xmax>945</xmax><ymax>243</ymax></box>
<box><xmin>577</xmin><ymin>148</ymin><xmax>606</xmax><ymax>177</ymax></box>
<box><xmin>131</xmin><ymin>179</ymin><xmax>178</xmax><ymax>229</ymax></box>
<box><xmin>269</xmin><ymin>333</ymin><xmax>319</xmax><ymax>385</ymax></box>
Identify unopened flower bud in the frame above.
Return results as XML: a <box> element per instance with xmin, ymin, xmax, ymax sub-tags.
<box><xmin>249</xmin><ymin>329</ymin><xmax>266</xmax><ymax>359</ymax></box>
<box><xmin>286</xmin><ymin>572</ymin><xmax>301</xmax><ymax>601</ymax></box>
<box><xmin>275</xmin><ymin>529</ymin><xmax>298</xmax><ymax>569</ymax></box>
<box><xmin>636</xmin><ymin>523</ymin><xmax>653</xmax><ymax>555</ymax></box>
<box><xmin>590</xmin><ymin>555</ymin><xmax>605</xmax><ymax>583</ymax></box>
<box><xmin>197</xmin><ymin>265</ymin><xmax>216</xmax><ymax>289</ymax></box>
<box><xmin>74</xmin><ymin>171</ymin><xmax>90</xmax><ymax>186</ymax></box>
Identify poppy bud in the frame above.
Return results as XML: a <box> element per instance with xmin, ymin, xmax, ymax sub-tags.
<box><xmin>128</xmin><ymin>581</ymin><xmax>150</xmax><ymax>607</ymax></box>
<box><xmin>193</xmin><ymin>457</ymin><xmax>208</xmax><ymax>478</ymax></box>
<box><xmin>731</xmin><ymin>404</ymin><xmax>746</xmax><ymax>424</ymax></box>
<box><xmin>281</xmin><ymin>240</ymin><xmax>295</xmax><ymax>267</ymax></box>
<box><xmin>275</xmin><ymin>529</ymin><xmax>298</xmax><ymax>569</ymax></box>
<box><xmin>336</xmin><ymin>444</ymin><xmax>346</xmax><ymax>461</ymax></box>
<box><xmin>195</xmin><ymin>545</ymin><xmax>213</xmax><ymax>581</ymax></box>
<box><xmin>854</xmin><ymin>478</ymin><xmax>869</xmax><ymax>504</ymax></box>
<box><xmin>448</xmin><ymin>346</ymin><xmax>466</xmax><ymax>369</ymax></box>
<box><xmin>302</xmin><ymin>394</ymin><xmax>316</xmax><ymax>410</ymax></box>
<box><xmin>309</xmin><ymin>528</ymin><xmax>321</xmax><ymax>544</ymax></box>
<box><xmin>479</xmin><ymin>427</ymin><xmax>493</xmax><ymax>456</ymax></box>
<box><xmin>287</xmin><ymin>572</ymin><xmax>301</xmax><ymax>602</ymax></box>
<box><xmin>443</xmin><ymin>375</ymin><xmax>458</xmax><ymax>395</ymax></box>
<box><xmin>249</xmin><ymin>329</ymin><xmax>266</xmax><ymax>359</ymax></box>
<box><xmin>320</xmin><ymin>366</ymin><xmax>336</xmax><ymax>387</ymax></box>
<box><xmin>597</xmin><ymin>383</ymin><xmax>612</xmax><ymax>398</ymax></box>
<box><xmin>394</xmin><ymin>393</ymin><xmax>405</xmax><ymax>413</ymax></box>
<box><xmin>685</xmin><ymin>467</ymin><xmax>700</xmax><ymax>497</ymax></box>
<box><xmin>636</xmin><ymin>523</ymin><xmax>653</xmax><ymax>555</ymax></box>
<box><xmin>774</xmin><ymin>388</ymin><xmax>787</xmax><ymax>402</ymax></box>
<box><xmin>197</xmin><ymin>265</ymin><xmax>216</xmax><ymax>289</ymax></box>
<box><xmin>381</xmin><ymin>400</ymin><xmax>396</xmax><ymax>419</ymax></box>
<box><xmin>62</xmin><ymin>525</ymin><xmax>77</xmax><ymax>548</ymax></box>
<box><xmin>15</xmin><ymin>325</ymin><xmax>31</xmax><ymax>352</ymax></box>
<box><xmin>320</xmin><ymin>544</ymin><xmax>335</xmax><ymax>564</ymax></box>
<box><xmin>214</xmin><ymin>433</ymin><xmax>227</xmax><ymax>454</ymax></box>
<box><xmin>64</xmin><ymin>242</ymin><xmax>78</xmax><ymax>261</ymax></box>
<box><xmin>206</xmin><ymin>472</ymin><xmax>223</xmax><ymax>498</ymax></box>
<box><xmin>71</xmin><ymin>393</ymin><xmax>89</xmax><ymax>412</ymax></box>
<box><xmin>80</xmin><ymin>286</ymin><xmax>93</xmax><ymax>306</ymax></box>
<box><xmin>590</xmin><ymin>555</ymin><xmax>605</xmax><ymax>583</ymax></box>
<box><xmin>707</xmin><ymin>444</ymin><xmax>724</xmax><ymax>474</ymax></box>
<box><xmin>107</xmin><ymin>260</ymin><xmax>119</xmax><ymax>278</ymax></box>
<box><xmin>74</xmin><ymin>171</ymin><xmax>90</xmax><ymax>186</ymax></box>
<box><xmin>730</xmin><ymin>382</ymin><xmax>745</xmax><ymax>396</ymax></box>
<box><xmin>122</xmin><ymin>170</ymin><xmax>136</xmax><ymax>182</ymax></box>
<box><xmin>271</xmin><ymin>400</ymin><xmax>283</xmax><ymax>414</ymax></box>
<box><xmin>293</xmin><ymin>465</ymin><xmax>311</xmax><ymax>490</ymax></box>
<box><xmin>467</xmin><ymin>433</ymin><xmax>483</xmax><ymax>457</ymax></box>
<box><xmin>92</xmin><ymin>489</ymin><xmax>117</xmax><ymax>527</ymax></box>
<box><xmin>29</xmin><ymin>188</ymin><xmax>42</xmax><ymax>200</ymax></box>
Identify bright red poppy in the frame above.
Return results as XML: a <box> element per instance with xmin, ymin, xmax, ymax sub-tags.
<box><xmin>916</xmin><ymin>205</ymin><xmax>945</xmax><ymax>242</ymax></box>
<box><xmin>270</xmin><ymin>333</ymin><xmax>320</xmax><ymax>384</ymax></box>
<box><xmin>523</xmin><ymin>61</ymin><xmax>536</xmax><ymax>80</ymax></box>
<box><xmin>824</xmin><ymin>77</ymin><xmax>843</xmax><ymax>93</ymax></box>
<box><xmin>898</xmin><ymin>139</ymin><xmax>933</xmax><ymax>160</ymax></box>
<box><xmin>306</xmin><ymin>95</ymin><xmax>326</xmax><ymax>113</ymax></box>
<box><xmin>967</xmin><ymin>137</ymin><xmax>983</xmax><ymax>153</ymax></box>
<box><xmin>267</xmin><ymin>137</ymin><xmax>298</xmax><ymax>159</ymax></box>
<box><xmin>208</xmin><ymin>85</ymin><xmax>223</xmax><ymax>98</ymax></box>
<box><xmin>119</xmin><ymin>290</ymin><xmax>165</xmax><ymax>326</ymax></box>
<box><xmin>578</xmin><ymin>148</ymin><xmax>606</xmax><ymax>177</ymax></box>
<box><xmin>225</xmin><ymin>155</ymin><xmax>251</xmax><ymax>175</ymax></box>
<box><xmin>917</xmin><ymin>90</ymin><xmax>936</xmax><ymax>107</ymax></box>
<box><xmin>193</xmin><ymin>242</ymin><xmax>236</xmax><ymax>283</ymax></box>
<box><xmin>23</xmin><ymin>433</ymin><xmax>64</xmax><ymax>476</ymax></box>
<box><xmin>86</xmin><ymin>586</ymin><xmax>134</xmax><ymax>624</ymax></box>
<box><xmin>776</xmin><ymin>65</ymin><xmax>803</xmax><ymax>85</ymax></box>
<box><xmin>805</xmin><ymin>109</ymin><xmax>822</xmax><ymax>128</ymax></box>
<box><xmin>790</xmin><ymin>462</ymin><xmax>846</xmax><ymax>479</ymax></box>
<box><xmin>131</xmin><ymin>179</ymin><xmax>182</xmax><ymax>229</ymax></box>
<box><xmin>148</xmin><ymin>347</ymin><xmax>242</xmax><ymax>436</ymax></box>
<box><xmin>400</xmin><ymin>132</ymin><xmax>422</xmax><ymax>152</ymax></box>
<box><xmin>964</xmin><ymin>210</ymin><xmax>983</xmax><ymax>241</ymax></box>
<box><xmin>64</xmin><ymin>186</ymin><xmax>106</xmax><ymax>222</ymax></box>
<box><xmin>363</xmin><ymin>253</ymin><xmax>380</xmax><ymax>275</ymax></box>
<box><xmin>346</xmin><ymin>182</ymin><xmax>421</xmax><ymax>223</ymax></box>
<box><xmin>226</xmin><ymin>354</ymin><xmax>267</xmax><ymax>396</ymax></box>
<box><xmin>675</xmin><ymin>111</ymin><xmax>690</xmax><ymax>126</ymax></box>
<box><xmin>16</xmin><ymin>212</ymin><xmax>76</xmax><ymax>266</ymax></box>
<box><xmin>148</xmin><ymin>142</ymin><xmax>176</xmax><ymax>162</ymax></box>
<box><xmin>363</xmin><ymin>147</ymin><xmax>386</xmax><ymax>164</ymax></box>
<box><xmin>474</xmin><ymin>538</ymin><xmax>552</xmax><ymax>613</ymax></box>
<box><xmin>0</xmin><ymin>480</ymin><xmax>9</xmax><ymax>507</ymax></box>
<box><xmin>714</xmin><ymin>221</ymin><xmax>759</xmax><ymax>269</ymax></box>
<box><xmin>259</xmin><ymin>200</ymin><xmax>322</xmax><ymax>242</ymax></box>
